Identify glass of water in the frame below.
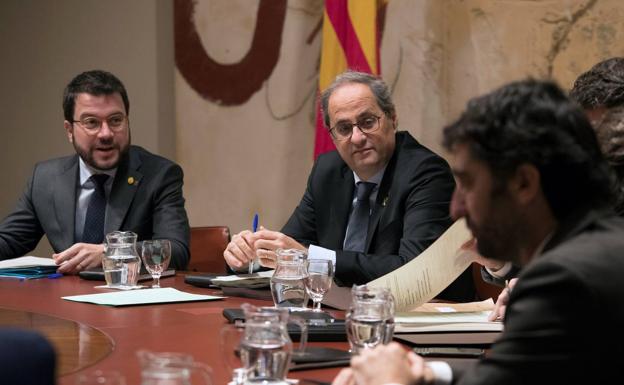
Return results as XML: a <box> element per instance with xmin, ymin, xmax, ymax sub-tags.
<box><xmin>303</xmin><ymin>259</ymin><xmax>334</xmax><ymax>311</ymax></box>
<box><xmin>345</xmin><ymin>285</ymin><xmax>395</xmax><ymax>354</ymax></box>
<box><xmin>270</xmin><ymin>249</ymin><xmax>309</xmax><ymax>308</ymax></box>
<box><xmin>141</xmin><ymin>239</ymin><xmax>171</xmax><ymax>288</ymax></box>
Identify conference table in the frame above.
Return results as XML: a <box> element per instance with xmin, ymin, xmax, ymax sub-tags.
<box><xmin>0</xmin><ymin>273</ymin><xmax>352</xmax><ymax>384</ymax></box>
<box><xmin>0</xmin><ymin>273</ymin><xmax>484</xmax><ymax>384</ymax></box>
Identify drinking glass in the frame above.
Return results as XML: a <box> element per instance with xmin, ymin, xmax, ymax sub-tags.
<box><xmin>76</xmin><ymin>370</ymin><xmax>126</xmax><ymax>385</ymax></box>
<box><xmin>345</xmin><ymin>285</ymin><xmax>395</xmax><ymax>354</ymax></box>
<box><xmin>141</xmin><ymin>240</ymin><xmax>171</xmax><ymax>288</ymax></box>
<box><xmin>303</xmin><ymin>259</ymin><xmax>334</xmax><ymax>311</ymax></box>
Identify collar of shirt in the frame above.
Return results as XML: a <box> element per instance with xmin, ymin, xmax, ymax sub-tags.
<box><xmin>78</xmin><ymin>157</ymin><xmax>117</xmax><ymax>188</ymax></box>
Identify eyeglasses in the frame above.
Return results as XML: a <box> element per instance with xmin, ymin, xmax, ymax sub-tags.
<box><xmin>329</xmin><ymin>115</ymin><xmax>381</xmax><ymax>141</ymax></box>
<box><xmin>72</xmin><ymin>114</ymin><xmax>127</xmax><ymax>135</ymax></box>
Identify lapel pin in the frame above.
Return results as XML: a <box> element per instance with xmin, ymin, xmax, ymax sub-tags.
<box><xmin>127</xmin><ymin>177</ymin><xmax>135</xmax><ymax>185</ymax></box>
<box><xmin>382</xmin><ymin>197</ymin><xmax>388</xmax><ymax>207</ymax></box>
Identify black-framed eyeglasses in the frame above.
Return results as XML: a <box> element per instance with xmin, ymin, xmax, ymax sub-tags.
<box><xmin>329</xmin><ymin>115</ymin><xmax>381</xmax><ymax>141</ymax></box>
<box><xmin>72</xmin><ymin>114</ymin><xmax>127</xmax><ymax>135</ymax></box>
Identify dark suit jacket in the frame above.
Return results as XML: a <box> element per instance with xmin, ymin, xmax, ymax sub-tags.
<box><xmin>454</xmin><ymin>207</ymin><xmax>624</xmax><ymax>385</ymax></box>
<box><xmin>282</xmin><ymin>131</ymin><xmax>475</xmax><ymax>302</ymax></box>
<box><xmin>0</xmin><ymin>145</ymin><xmax>190</xmax><ymax>269</ymax></box>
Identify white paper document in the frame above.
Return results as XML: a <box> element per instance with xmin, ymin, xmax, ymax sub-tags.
<box><xmin>0</xmin><ymin>256</ymin><xmax>56</xmax><ymax>269</ymax></box>
<box><xmin>395</xmin><ymin>299</ymin><xmax>502</xmax><ymax>333</ymax></box>
<box><xmin>367</xmin><ymin>218</ymin><xmax>475</xmax><ymax>311</ymax></box>
<box><xmin>394</xmin><ymin>309</ymin><xmax>503</xmax><ymax>333</ymax></box>
<box><xmin>62</xmin><ymin>287</ymin><xmax>224</xmax><ymax>306</ymax></box>
<box><xmin>211</xmin><ymin>270</ymin><xmax>274</xmax><ymax>288</ymax></box>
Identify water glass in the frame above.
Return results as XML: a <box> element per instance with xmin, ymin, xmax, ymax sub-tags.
<box><xmin>303</xmin><ymin>259</ymin><xmax>334</xmax><ymax>311</ymax></box>
<box><xmin>141</xmin><ymin>240</ymin><xmax>172</xmax><ymax>288</ymax></box>
<box><xmin>345</xmin><ymin>285</ymin><xmax>395</xmax><ymax>354</ymax></box>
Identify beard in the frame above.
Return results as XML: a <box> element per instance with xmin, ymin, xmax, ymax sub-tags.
<box><xmin>467</xmin><ymin>191</ymin><xmax>525</xmax><ymax>265</ymax></box>
<box><xmin>73</xmin><ymin>133</ymin><xmax>130</xmax><ymax>171</ymax></box>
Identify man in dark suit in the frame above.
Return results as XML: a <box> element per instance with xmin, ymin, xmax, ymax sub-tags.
<box><xmin>0</xmin><ymin>70</ymin><xmax>190</xmax><ymax>272</ymax></box>
<box><xmin>224</xmin><ymin>71</ymin><xmax>474</xmax><ymax>301</ymax></box>
<box><xmin>332</xmin><ymin>80</ymin><xmax>624</xmax><ymax>385</ymax></box>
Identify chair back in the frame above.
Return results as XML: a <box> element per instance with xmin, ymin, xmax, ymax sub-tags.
<box><xmin>189</xmin><ymin>226</ymin><xmax>230</xmax><ymax>274</ymax></box>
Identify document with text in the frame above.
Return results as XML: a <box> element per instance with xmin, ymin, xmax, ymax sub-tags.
<box><xmin>368</xmin><ymin>218</ymin><xmax>475</xmax><ymax>311</ymax></box>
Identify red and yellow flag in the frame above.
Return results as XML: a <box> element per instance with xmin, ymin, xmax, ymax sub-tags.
<box><xmin>314</xmin><ymin>0</ymin><xmax>384</xmax><ymax>158</ymax></box>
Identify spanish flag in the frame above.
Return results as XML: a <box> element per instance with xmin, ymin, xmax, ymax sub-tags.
<box><xmin>314</xmin><ymin>0</ymin><xmax>384</xmax><ymax>158</ymax></box>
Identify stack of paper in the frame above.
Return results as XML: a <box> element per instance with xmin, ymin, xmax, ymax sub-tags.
<box><xmin>211</xmin><ymin>270</ymin><xmax>274</xmax><ymax>288</ymax></box>
<box><xmin>0</xmin><ymin>256</ymin><xmax>58</xmax><ymax>279</ymax></box>
<box><xmin>395</xmin><ymin>299</ymin><xmax>503</xmax><ymax>333</ymax></box>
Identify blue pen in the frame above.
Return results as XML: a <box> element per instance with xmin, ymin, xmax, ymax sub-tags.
<box><xmin>249</xmin><ymin>213</ymin><xmax>259</xmax><ymax>274</ymax></box>
<box><xmin>47</xmin><ymin>273</ymin><xmax>63</xmax><ymax>279</ymax></box>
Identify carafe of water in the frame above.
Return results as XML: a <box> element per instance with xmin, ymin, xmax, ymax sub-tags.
<box><xmin>270</xmin><ymin>249</ymin><xmax>308</xmax><ymax>308</ymax></box>
<box><xmin>238</xmin><ymin>303</ymin><xmax>308</xmax><ymax>384</ymax></box>
<box><xmin>137</xmin><ymin>350</ymin><xmax>212</xmax><ymax>385</ymax></box>
<box><xmin>346</xmin><ymin>285</ymin><xmax>396</xmax><ymax>354</ymax></box>
<box><xmin>103</xmin><ymin>231</ymin><xmax>141</xmax><ymax>288</ymax></box>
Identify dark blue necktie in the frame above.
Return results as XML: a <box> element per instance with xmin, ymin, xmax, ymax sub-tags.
<box><xmin>343</xmin><ymin>181</ymin><xmax>376</xmax><ymax>253</ymax></box>
<box><xmin>81</xmin><ymin>174</ymin><xmax>109</xmax><ymax>244</ymax></box>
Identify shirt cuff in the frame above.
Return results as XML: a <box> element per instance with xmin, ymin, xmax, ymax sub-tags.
<box><xmin>427</xmin><ymin>361</ymin><xmax>453</xmax><ymax>385</ymax></box>
<box><xmin>485</xmin><ymin>261</ymin><xmax>513</xmax><ymax>279</ymax></box>
<box><xmin>308</xmin><ymin>244</ymin><xmax>336</xmax><ymax>268</ymax></box>
<box><xmin>379</xmin><ymin>362</ymin><xmax>452</xmax><ymax>385</ymax></box>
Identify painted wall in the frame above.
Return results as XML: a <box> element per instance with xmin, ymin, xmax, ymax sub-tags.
<box><xmin>1</xmin><ymin>0</ymin><xmax>623</xmax><ymax>258</ymax></box>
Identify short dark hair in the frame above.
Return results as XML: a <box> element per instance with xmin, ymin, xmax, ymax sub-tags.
<box><xmin>320</xmin><ymin>71</ymin><xmax>395</xmax><ymax>128</ymax></box>
<box><xmin>569</xmin><ymin>57</ymin><xmax>624</xmax><ymax>109</ymax></box>
<box><xmin>63</xmin><ymin>70</ymin><xmax>129</xmax><ymax>121</ymax></box>
<box><xmin>443</xmin><ymin>79</ymin><xmax>613</xmax><ymax>220</ymax></box>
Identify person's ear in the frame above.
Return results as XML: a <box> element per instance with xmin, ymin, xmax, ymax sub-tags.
<box><xmin>509</xmin><ymin>163</ymin><xmax>541</xmax><ymax>205</ymax></box>
<box><xmin>64</xmin><ymin>121</ymin><xmax>73</xmax><ymax>143</ymax></box>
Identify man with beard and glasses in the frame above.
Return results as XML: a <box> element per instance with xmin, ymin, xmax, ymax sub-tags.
<box><xmin>332</xmin><ymin>79</ymin><xmax>624</xmax><ymax>385</ymax></box>
<box><xmin>0</xmin><ymin>70</ymin><xmax>190</xmax><ymax>273</ymax></box>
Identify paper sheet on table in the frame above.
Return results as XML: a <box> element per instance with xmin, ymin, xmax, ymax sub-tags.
<box><xmin>62</xmin><ymin>287</ymin><xmax>224</xmax><ymax>306</ymax></box>
<box><xmin>211</xmin><ymin>270</ymin><xmax>274</xmax><ymax>288</ymax></box>
<box><xmin>0</xmin><ymin>256</ymin><xmax>56</xmax><ymax>269</ymax></box>
<box><xmin>367</xmin><ymin>218</ymin><xmax>474</xmax><ymax>311</ymax></box>
<box><xmin>395</xmin><ymin>299</ymin><xmax>502</xmax><ymax>333</ymax></box>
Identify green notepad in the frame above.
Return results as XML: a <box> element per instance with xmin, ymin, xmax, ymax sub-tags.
<box><xmin>0</xmin><ymin>265</ymin><xmax>58</xmax><ymax>279</ymax></box>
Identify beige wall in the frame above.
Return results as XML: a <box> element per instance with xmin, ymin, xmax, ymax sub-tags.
<box><xmin>1</xmin><ymin>0</ymin><xmax>623</xmax><ymax>257</ymax></box>
<box><xmin>0</xmin><ymin>0</ymin><xmax>175</xmax><ymax>257</ymax></box>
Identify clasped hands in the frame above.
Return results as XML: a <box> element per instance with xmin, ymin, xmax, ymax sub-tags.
<box><xmin>223</xmin><ymin>227</ymin><xmax>306</xmax><ymax>270</ymax></box>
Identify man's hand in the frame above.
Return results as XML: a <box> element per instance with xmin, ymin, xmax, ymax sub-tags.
<box><xmin>223</xmin><ymin>230</ymin><xmax>259</xmax><ymax>269</ymax></box>
<box><xmin>53</xmin><ymin>243</ymin><xmax>105</xmax><ymax>274</ymax></box>
<box><xmin>253</xmin><ymin>228</ymin><xmax>305</xmax><ymax>269</ymax></box>
<box><xmin>349</xmin><ymin>343</ymin><xmax>427</xmax><ymax>385</ymax></box>
<box><xmin>488</xmin><ymin>277</ymin><xmax>518</xmax><ymax>321</ymax></box>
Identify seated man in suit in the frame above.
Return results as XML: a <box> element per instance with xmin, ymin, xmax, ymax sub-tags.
<box><xmin>485</xmin><ymin>57</ymin><xmax>624</xmax><ymax>322</ymax></box>
<box><xmin>0</xmin><ymin>70</ymin><xmax>190</xmax><ymax>273</ymax></box>
<box><xmin>224</xmin><ymin>71</ymin><xmax>474</xmax><ymax>301</ymax></box>
<box><xmin>333</xmin><ymin>79</ymin><xmax>624</xmax><ymax>385</ymax></box>
<box><xmin>570</xmin><ymin>56</ymin><xmax>624</xmax><ymax>214</ymax></box>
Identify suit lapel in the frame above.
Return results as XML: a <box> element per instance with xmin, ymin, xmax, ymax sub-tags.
<box><xmin>106</xmin><ymin>149</ymin><xmax>143</xmax><ymax>234</ymax></box>
<box><xmin>365</xmin><ymin>132</ymin><xmax>403</xmax><ymax>252</ymax></box>
<box><xmin>330</xmin><ymin>164</ymin><xmax>354</xmax><ymax>249</ymax></box>
<box><xmin>53</xmin><ymin>157</ymin><xmax>78</xmax><ymax>246</ymax></box>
